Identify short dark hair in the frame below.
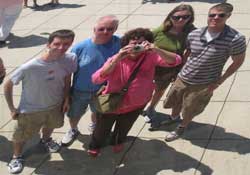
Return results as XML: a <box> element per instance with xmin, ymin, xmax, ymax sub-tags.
<box><xmin>48</xmin><ymin>29</ymin><xmax>75</xmax><ymax>44</ymax></box>
<box><xmin>210</xmin><ymin>2</ymin><xmax>233</xmax><ymax>14</ymax></box>
<box><xmin>121</xmin><ymin>28</ymin><xmax>154</xmax><ymax>47</ymax></box>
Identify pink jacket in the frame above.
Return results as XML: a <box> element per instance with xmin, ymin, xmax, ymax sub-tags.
<box><xmin>92</xmin><ymin>51</ymin><xmax>182</xmax><ymax>114</ymax></box>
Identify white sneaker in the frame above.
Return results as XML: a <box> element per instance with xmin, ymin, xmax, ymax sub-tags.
<box><xmin>8</xmin><ymin>157</ymin><xmax>24</xmax><ymax>174</ymax></box>
<box><xmin>144</xmin><ymin>115</ymin><xmax>152</xmax><ymax>123</ymax></box>
<box><xmin>61</xmin><ymin>128</ymin><xmax>80</xmax><ymax>146</ymax></box>
<box><xmin>165</xmin><ymin>125</ymin><xmax>185</xmax><ymax>142</ymax></box>
<box><xmin>88</xmin><ymin>123</ymin><xmax>96</xmax><ymax>134</ymax></box>
<box><xmin>40</xmin><ymin>138</ymin><xmax>61</xmax><ymax>153</ymax></box>
<box><xmin>142</xmin><ymin>107</ymin><xmax>156</xmax><ymax>123</ymax></box>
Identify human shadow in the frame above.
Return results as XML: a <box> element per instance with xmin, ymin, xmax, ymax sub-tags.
<box><xmin>32</xmin><ymin>134</ymin><xmax>213</xmax><ymax>175</ymax></box>
<box><xmin>6</xmin><ymin>33</ymin><xmax>47</xmax><ymax>49</ymax></box>
<box><xmin>0</xmin><ymin>133</ymin><xmax>92</xmax><ymax>174</ymax></box>
<box><xmin>142</xmin><ymin>0</ymin><xmax>227</xmax><ymax>4</ymax></box>
<box><xmin>0</xmin><ymin>134</ymin><xmax>13</xmax><ymax>163</ymax></box>
<box><xmin>0</xmin><ymin>133</ymin><xmax>51</xmax><ymax>172</ymax></box>
<box><xmin>148</xmin><ymin>111</ymin><xmax>250</xmax><ymax>155</ymax></box>
<box><xmin>115</xmin><ymin>137</ymin><xmax>213</xmax><ymax>175</ymax></box>
<box><xmin>0</xmin><ymin>131</ymin><xmax>213</xmax><ymax>175</ymax></box>
<box><xmin>32</xmin><ymin>3</ymin><xmax>85</xmax><ymax>11</ymax></box>
<box><xmin>33</xmin><ymin>134</ymin><xmax>120</xmax><ymax>175</ymax></box>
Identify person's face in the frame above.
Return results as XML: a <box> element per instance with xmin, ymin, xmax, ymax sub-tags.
<box><xmin>47</xmin><ymin>37</ymin><xmax>73</xmax><ymax>58</ymax></box>
<box><xmin>170</xmin><ymin>10</ymin><xmax>192</xmax><ymax>28</ymax></box>
<box><xmin>128</xmin><ymin>37</ymin><xmax>146</xmax><ymax>59</ymax></box>
<box><xmin>94</xmin><ymin>19</ymin><xmax>117</xmax><ymax>43</ymax></box>
<box><xmin>207</xmin><ymin>8</ymin><xmax>230</xmax><ymax>31</ymax></box>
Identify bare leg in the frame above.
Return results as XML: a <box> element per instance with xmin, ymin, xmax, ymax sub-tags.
<box><xmin>33</xmin><ymin>0</ymin><xmax>37</xmax><ymax>5</ymax></box>
<box><xmin>41</xmin><ymin>127</ymin><xmax>53</xmax><ymax>140</ymax></box>
<box><xmin>69</xmin><ymin>117</ymin><xmax>81</xmax><ymax>129</ymax></box>
<box><xmin>180</xmin><ymin>115</ymin><xmax>194</xmax><ymax>127</ymax></box>
<box><xmin>13</xmin><ymin>142</ymin><xmax>25</xmax><ymax>157</ymax></box>
<box><xmin>148</xmin><ymin>88</ymin><xmax>166</xmax><ymax>109</ymax></box>
<box><xmin>51</xmin><ymin>0</ymin><xmax>59</xmax><ymax>4</ymax></box>
<box><xmin>33</xmin><ymin>0</ymin><xmax>39</xmax><ymax>7</ymax></box>
<box><xmin>24</xmin><ymin>0</ymin><xmax>28</xmax><ymax>7</ymax></box>
<box><xmin>171</xmin><ymin>104</ymin><xmax>182</xmax><ymax>119</ymax></box>
<box><xmin>91</xmin><ymin>112</ymin><xmax>97</xmax><ymax>124</ymax></box>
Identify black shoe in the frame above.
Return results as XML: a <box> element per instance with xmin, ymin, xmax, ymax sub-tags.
<box><xmin>160</xmin><ymin>115</ymin><xmax>182</xmax><ymax>125</ymax></box>
<box><xmin>148</xmin><ymin>120</ymin><xmax>161</xmax><ymax>131</ymax></box>
<box><xmin>0</xmin><ymin>41</ymin><xmax>6</xmax><ymax>48</ymax></box>
<box><xmin>32</xmin><ymin>3</ymin><xmax>40</xmax><ymax>9</ymax></box>
<box><xmin>49</xmin><ymin>2</ymin><xmax>57</xmax><ymax>7</ymax></box>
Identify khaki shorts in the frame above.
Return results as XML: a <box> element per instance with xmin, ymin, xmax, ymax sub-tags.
<box><xmin>163</xmin><ymin>78</ymin><xmax>213</xmax><ymax>119</ymax></box>
<box><xmin>154</xmin><ymin>65</ymin><xmax>182</xmax><ymax>90</ymax></box>
<box><xmin>12</xmin><ymin>106</ymin><xmax>64</xmax><ymax>142</ymax></box>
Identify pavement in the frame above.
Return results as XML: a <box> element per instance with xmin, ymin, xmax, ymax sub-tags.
<box><xmin>0</xmin><ymin>0</ymin><xmax>250</xmax><ymax>174</ymax></box>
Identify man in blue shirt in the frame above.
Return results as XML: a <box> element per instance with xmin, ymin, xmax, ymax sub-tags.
<box><xmin>61</xmin><ymin>15</ymin><xmax>121</xmax><ymax>146</ymax></box>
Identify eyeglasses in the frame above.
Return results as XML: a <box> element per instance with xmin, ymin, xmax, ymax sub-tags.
<box><xmin>208</xmin><ymin>13</ymin><xmax>227</xmax><ymax>18</ymax></box>
<box><xmin>97</xmin><ymin>27</ymin><xmax>114</xmax><ymax>32</ymax></box>
<box><xmin>171</xmin><ymin>15</ymin><xmax>191</xmax><ymax>21</ymax></box>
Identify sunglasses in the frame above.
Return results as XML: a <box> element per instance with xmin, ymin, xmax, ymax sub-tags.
<box><xmin>208</xmin><ymin>13</ymin><xmax>227</xmax><ymax>18</ymax></box>
<box><xmin>171</xmin><ymin>15</ymin><xmax>191</xmax><ymax>21</ymax></box>
<box><xmin>97</xmin><ymin>27</ymin><xmax>114</xmax><ymax>32</ymax></box>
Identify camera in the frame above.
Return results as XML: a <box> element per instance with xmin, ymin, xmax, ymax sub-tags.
<box><xmin>132</xmin><ymin>44</ymin><xmax>144</xmax><ymax>52</ymax></box>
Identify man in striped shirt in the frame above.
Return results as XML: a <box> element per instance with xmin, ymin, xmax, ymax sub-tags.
<box><xmin>163</xmin><ymin>2</ymin><xmax>246</xmax><ymax>142</ymax></box>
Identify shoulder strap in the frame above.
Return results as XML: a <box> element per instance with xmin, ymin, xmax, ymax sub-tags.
<box><xmin>121</xmin><ymin>54</ymin><xmax>146</xmax><ymax>93</ymax></box>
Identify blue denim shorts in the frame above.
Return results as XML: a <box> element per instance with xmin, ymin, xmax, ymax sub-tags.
<box><xmin>67</xmin><ymin>89</ymin><xmax>97</xmax><ymax>118</ymax></box>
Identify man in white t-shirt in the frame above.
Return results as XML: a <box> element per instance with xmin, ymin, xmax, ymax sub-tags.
<box><xmin>4</xmin><ymin>29</ymin><xmax>77</xmax><ymax>174</ymax></box>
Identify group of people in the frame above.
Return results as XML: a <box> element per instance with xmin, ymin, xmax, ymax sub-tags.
<box><xmin>1</xmin><ymin>2</ymin><xmax>246</xmax><ymax>174</ymax></box>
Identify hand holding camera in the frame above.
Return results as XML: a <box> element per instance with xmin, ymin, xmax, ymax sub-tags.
<box><xmin>132</xmin><ymin>41</ymin><xmax>154</xmax><ymax>53</ymax></box>
<box><xmin>132</xmin><ymin>44</ymin><xmax>144</xmax><ymax>53</ymax></box>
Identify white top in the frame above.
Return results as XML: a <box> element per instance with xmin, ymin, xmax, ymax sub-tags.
<box><xmin>11</xmin><ymin>53</ymin><xmax>77</xmax><ymax>113</ymax></box>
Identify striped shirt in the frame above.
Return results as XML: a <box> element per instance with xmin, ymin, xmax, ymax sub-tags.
<box><xmin>179</xmin><ymin>25</ymin><xmax>246</xmax><ymax>85</ymax></box>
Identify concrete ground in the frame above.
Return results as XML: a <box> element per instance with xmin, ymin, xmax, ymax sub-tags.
<box><xmin>0</xmin><ymin>0</ymin><xmax>250</xmax><ymax>174</ymax></box>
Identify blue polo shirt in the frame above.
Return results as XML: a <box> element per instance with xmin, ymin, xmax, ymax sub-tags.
<box><xmin>71</xmin><ymin>35</ymin><xmax>120</xmax><ymax>92</ymax></box>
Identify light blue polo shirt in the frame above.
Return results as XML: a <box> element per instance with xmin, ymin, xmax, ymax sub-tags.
<box><xmin>71</xmin><ymin>35</ymin><xmax>120</xmax><ymax>92</ymax></box>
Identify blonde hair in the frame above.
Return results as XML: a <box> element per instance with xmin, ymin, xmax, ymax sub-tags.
<box><xmin>210</xmin><ymin>3</ymin><xmax>233</xmax><ymax>14</ymax></box>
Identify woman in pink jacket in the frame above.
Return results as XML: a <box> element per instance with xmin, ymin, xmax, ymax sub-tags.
<box><xmin>88</xmin><ymin>28</ymin><xmax>182</xmax><ymax>156</ymax></box>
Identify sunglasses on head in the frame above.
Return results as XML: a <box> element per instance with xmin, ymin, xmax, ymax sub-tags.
<box><xmin>171</xmin><ymin>15</ymin><xmax>191</xmax><ymax>21</ymax></box>
<box><xmin>208</xmin><ymin>13</ymin><xmax>227</xmax><ymax>18</ymax></box>
<box><xmin>97</xmin><ymin>27</ymin><xmax>114</xmax><ymax>32</ymax></box>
